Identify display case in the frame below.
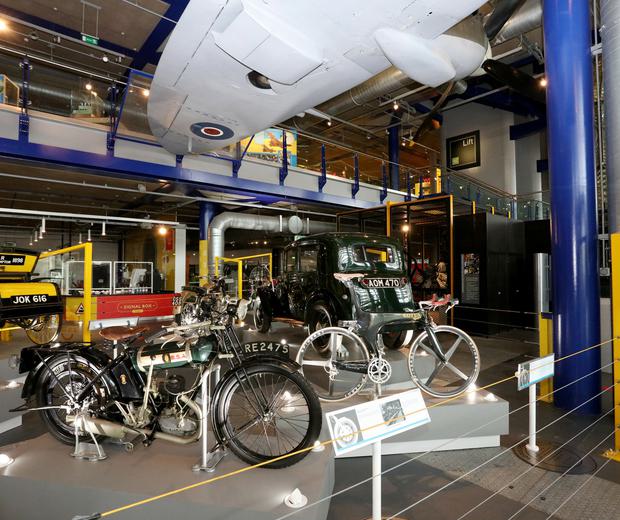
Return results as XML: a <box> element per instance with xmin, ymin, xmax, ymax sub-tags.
<box><xmin>64</xmin><ymin>260</ymin><xmax>112</xmax><ymax>295</ymax></box>
<box><xmin>113</xmin><ymin>261</ymin><xmax>153</xmax><ymax>294</ymax></box>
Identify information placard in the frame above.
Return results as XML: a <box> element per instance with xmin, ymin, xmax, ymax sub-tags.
<box><xmin>517</xmin><ymin>354</ymin><xmax>555</xmax><ymax>391</ymax></box>
<box><xmin>326</xmin><ymin>389</ymin><xmax>430</xmax><ymax>456</ymax></box>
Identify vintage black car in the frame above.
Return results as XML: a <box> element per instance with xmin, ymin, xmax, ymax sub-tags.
<box><xmin>254</xmin><ymin>233</ymin><xmax>415</xmax><ymax>349</ymax></box>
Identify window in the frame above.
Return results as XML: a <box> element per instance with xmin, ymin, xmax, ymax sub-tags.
<box><xmin>340</xmin><ymin>243</ymin><xmax>403</xmax><ymax>272</ymax></box>
<box><xmin>300</xmin><ymin>245</ymin><xmax>318</xmax><ymax>272</ymax></box>
<box><xmin>285</xmin><ymin>247</ymin><xmax>297</xmax><ymax>272</ymax></box>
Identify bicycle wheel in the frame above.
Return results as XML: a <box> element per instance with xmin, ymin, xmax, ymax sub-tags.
<box><xmin>296</xmin><ymin>327</ymin><xmax>370</xmax><ymax>402</ymax></box>
<box><xmin>408</xmin><ymin>325</ymin><xmax>480</xmax><ymax>398</ymax></box>
<box><xmin>213</xmin><ymin>364</ymin><xmax>322</xmax><ymax>468</ymax></box>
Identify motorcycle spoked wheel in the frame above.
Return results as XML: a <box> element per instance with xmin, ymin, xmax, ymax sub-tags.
<box><xmin>213</xmin><ymin>364</ymin><xmax>322</xmax><ymax>468</ymax></box>
<box><xmin>253</xmin><ymin>300</ymin><xmax>271</xmax><ymax>333</ymax></box>
<box><xmin>36</xmin><ymin>355</ymin><xmax>114</xmax><ymax>445</ymax></box>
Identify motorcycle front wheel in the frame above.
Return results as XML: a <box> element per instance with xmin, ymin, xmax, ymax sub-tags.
<box><xmin>213</xmin><ymin>364</ymin><xmax>322</xmax><ymax>468</ymax></box>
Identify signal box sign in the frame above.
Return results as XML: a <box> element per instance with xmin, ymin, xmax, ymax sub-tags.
<box><xmin>96</xmin><ymin>293</ymin><xmax>178</xmax><ymax>320</ymax></box>
<box><xmin>446</xmin><ymin>130</ymin><xmax>480</xmax><ymax>171</ymax></box>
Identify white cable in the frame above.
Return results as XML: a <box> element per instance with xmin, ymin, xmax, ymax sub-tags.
<box><xmin>505</xmin><ymin>428</ymin><xmax>617</xmax><ymax>520</ymax></box>
<box><xmin>544</xmin><ymin>457</ymin><xmax>613</xmax><ymax>519</ymax></box>
<box><xmin>387</xmin><ymin>384</ymin><xmax>615</xmax><ymax>520</ymax></box>
<box><xmin>275</xmin><ymin>360</ymin><xmax>614</xmax><ymax>520</ymax></box>
<box><xmin>455</xmin><ymin>407</ymin><xmax>615</xmax><ymax>520</ymax></box>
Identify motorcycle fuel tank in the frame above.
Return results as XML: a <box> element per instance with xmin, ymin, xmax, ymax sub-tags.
<box><xmin>134</xmin><ymin>335</ymin><xmax>217</xmax><ymax>372</ymax></box>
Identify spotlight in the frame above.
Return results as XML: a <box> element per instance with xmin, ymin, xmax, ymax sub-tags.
<box><xmin>280</xmin><ymin>338</ymin><xmax>287</xmax><ymax>345</ymax></box>
<box><xmin>34</xmin><ymin>230</ymin><xmax>38</xmax><ymax>243</ymax></box>
<box><xmin>87</xmin><ymin>229</ymin><xmax>91</xmax><ymax>242</ymax></box>
<box><xmin>393</xmin><ymin>101</ymin><xmax>399</xmax><ymax>111</ymax></box>
<box><xmin>85</xmin><ymin>82</ymin><xmax>92</xmax><ymax>91</ymax></box>
<box><xmin>0</xmin><ymin>453</ymin><xmax>14</xmax><ymax>468</ymax></box>
<box><xmin>540</xmin><ymin>77</ymin><xmax>548</xmax><ymax>87</ymax></box>
<box><xmin>402</xmin><ymin>224</ymin><xmax>410</xmax><ymax>233</ymax></box>
<box><xmin>41</xmin><ymin>217</ymin><xmax>46</xmax><ymax>234</ymax></box>
<box><xmin>327</xmin><ymin>120</ymin><xmax>332</xmax><ymax>127</ymax></box>
<box><xmin>142</xmin><ymin>88</ymin><xmax>150</xmax><ymax>97</ymax></box>
<box><xmin>101</xmin><ymin>221</ymin><xmax>106</xmax><ymax>236</ymax></box>
<box><xmin>0</xmin><ymin>19</ymin><xmax>9</xmax><ymax>32</ymax></box>
<box><xmin>158</xmin><ymin>225</ymin><xmax>167</xmax><ymax>236</ymax></box>
<box><xmin>39</xmin><ymin>227</ymin><xmax>43</xmax><ymax>240</ymax></box>
<box><xmin>78</xmin><ymin>232</ymin><xmax>82</xmax><ymax>244</ymax></box>
<box><xmin>102</xmin><ymin>54</ymin><xmax>109</xmax><ymax>63</ymax></box>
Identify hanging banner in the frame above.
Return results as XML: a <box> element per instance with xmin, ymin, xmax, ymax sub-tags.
<box><xmin>241</xmin><ymin>128</ymin><xmax>298</xmax><ymax>167</ymax></box>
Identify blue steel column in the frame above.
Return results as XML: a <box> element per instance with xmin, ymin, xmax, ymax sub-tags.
<box><xmin>388</xmin><ymin>115</ymin><xmax>400</xmax><ymax>190</ymax></box>
<box><xmin>199</xmin><ymin>202</ymin><xmax>217</xmax><ymax>284</ymax></box>
<box><xmin>544</xmin><ymin>0</ymin><xmax>601</xmax><ymax>413</ymax></box>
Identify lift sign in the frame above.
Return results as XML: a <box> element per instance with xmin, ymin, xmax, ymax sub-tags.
<box><xmin>0</xmin><ymin>255</ymin><xmax>25</xmax><ymax>265</ymax></box>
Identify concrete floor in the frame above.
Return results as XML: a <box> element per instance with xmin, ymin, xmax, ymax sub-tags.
<box><xmin>1</xmin><ymin>322</ymin><xmax>619</xmax><ymax>520</ymax></box>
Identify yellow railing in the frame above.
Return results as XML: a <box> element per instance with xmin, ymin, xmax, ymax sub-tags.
<box><xmin>40</xmin><ymin>242</ymin><xmax>93</xmax><ymax>343</ymax></box>
<box><xmin>538</xmin><ymin>312</ymin><xmax>553</xmax><ymax>403</ymax></box>
<box><xmin>214</xmin><ymin>253</ymin><xmax>272</xmax><ymax>300</ymax></box>
<box><xmin>609</xmin><ymin>234</ymin><xmax>620</xmax><ymax>460</ymax></box>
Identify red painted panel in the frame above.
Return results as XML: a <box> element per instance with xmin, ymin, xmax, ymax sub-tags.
<box><xmin>96</xmin><ymin>293</ymin><xmax>180</xmax><ymax>319</ymax></box>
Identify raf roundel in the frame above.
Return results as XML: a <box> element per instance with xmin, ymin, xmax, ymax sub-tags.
<box><xmin>190</xmin><ymin>122</ymin><xmax>234</xmax><ymax>141</ymax></box>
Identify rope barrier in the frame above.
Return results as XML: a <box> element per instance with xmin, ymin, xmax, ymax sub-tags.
<box><xmin>454</xmin><ymin>407</ymin><xmax>615</xmax><ymax>520</ymax></box>
<box><xmin>505</xmin><ymin>428</ymin><xmax>618</xmax><ymax>520</ymax></box>
<box><xmin>274</xmin><ymin>358</ymin><xmax>616</xmax><ymax>520</ymax></box>
<box><xmin>387</xmin><ymin>384</ymin><xmax>616</xmax><ymax>520</ymax></box>
<box><xmin>83</xmin><ymin>337</ymin><xmax>615</xmax><ymax>519</ymax></box>
<box><xmin>543</xmin><ymin>458</ymin><xmax>614</xmax><ymax>519</ymax></box>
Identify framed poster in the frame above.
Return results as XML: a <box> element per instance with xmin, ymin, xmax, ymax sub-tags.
<box><xmin>461</xmin><ymin>253</ymin><xmax>480</xmax><ymax>305</ymax></box>
<box><xmin>446</xmin><ymin>130</ymin><xmax>480</xmax><ymax>171</ymax></box>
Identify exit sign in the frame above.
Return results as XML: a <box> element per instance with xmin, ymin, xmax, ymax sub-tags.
<box><xmin>81</xmin><ymin>34</ymin><xmax>99</xmax><ymax>46</ymax></box>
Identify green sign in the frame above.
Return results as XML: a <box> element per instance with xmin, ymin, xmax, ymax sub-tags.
<box><xmin>81</xmin><ymin>34</ymin><xmax>99</xmax><ymax>46</ymax></box>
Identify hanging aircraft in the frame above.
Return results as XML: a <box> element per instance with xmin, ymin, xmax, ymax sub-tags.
<box><xmin>147</xmin><ymin>0</ymin><xmax>498</xmax><ymax>155</ymax></box>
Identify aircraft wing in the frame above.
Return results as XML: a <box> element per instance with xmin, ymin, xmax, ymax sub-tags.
<box><xmin>148</xmin><ymin>0</ymin><xmax>488</xmax><ymax>154</ymax></box>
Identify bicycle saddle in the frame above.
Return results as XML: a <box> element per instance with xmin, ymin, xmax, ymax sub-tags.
<box><xmin>333</xmin><ymin>273</ymin><xmax>365</xmax><ymax>282</ymax></box>
<box><xmin>99</xmin><ymin>325</ymin><xmax>147</xmax><ymax>342</ymax></box>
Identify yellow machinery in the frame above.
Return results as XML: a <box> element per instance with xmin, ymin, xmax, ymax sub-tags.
<box><xmin>0</xmin><ymin>248</ymin><xmax>63</xmax><ymax>344</ymax></box>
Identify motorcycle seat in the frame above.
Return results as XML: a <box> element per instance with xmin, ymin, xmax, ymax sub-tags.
<box><xmin>99</xmin><ymin>325</ymin><xmax>147</xmax><ymax>342</ymax></box>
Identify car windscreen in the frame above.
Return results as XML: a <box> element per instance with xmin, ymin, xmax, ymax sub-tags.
<box><xmin>338</xmin><ymin>243</ymin><xmax>405</xmax><ymax>273</ymax></box>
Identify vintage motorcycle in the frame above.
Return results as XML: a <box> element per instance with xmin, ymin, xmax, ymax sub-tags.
<box><xmin>14</xmin><ymin>289</ymin><xmax>322</xmax><ymax>468</ymax></box>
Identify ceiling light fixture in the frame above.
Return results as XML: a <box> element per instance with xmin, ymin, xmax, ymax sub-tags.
<box><xmin>158</xmin><ymin>225</ymin><xmax>167</xmax><ymax>236</ymax></box>
<box><xmin>41</xmin><ymin>217</ymin><xmax>46</xmax><ymax>234</ymax></box>
<box><xmin>87</xmin><ymin>228</ymin><xmax>91</xmax><ymax>242</ymax></box>
<box><xmin>0</xmin><ymin>19</ymin><xmax>8</xmax><ymax>32</ymax></box>
<box><xmin>78</xmin><ymin>232</ymin><xmax>82</xmax><ymax>244</ymax></box>
<box><xmin>142</xmin><ymin>88</ymin><xmax>150</xmax><ymax>97</ymax></box>
<box><xmin>327</xmin><ymin>120</ymin><xmax>332</xmax><ymax>127</ymax></box>
<box><xmin>102</xmin><ymin>54</ymin><xmax>108</xmax><ymax>63</ymax></box>
<box><xmin>393</xmin><ymin>101</ymin><xmax>399</xmax><ymax>111</ymax></box>
<box><xmin>85</xmin><ymin>81</ymin><xmax>92</xmax><ymax>91</ymax></box>
<box><xmin>101</xmin><ymin>221</ymin><xmax>106</xmax><ymax>236</ymax></box>
<box><xmin>540</xmin><ymin>77</ymin><xmax>548</xmax><ymax>87</ymax></box>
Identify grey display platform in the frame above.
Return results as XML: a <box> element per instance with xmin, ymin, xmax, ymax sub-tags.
<box><xmin>321</xmin><ymin>387</ymin><xmax>509</xmax><ymax>458</ymax></box>
<box><xmin>0</xmin><ymin>433</ymin><xmax>335</xmax><ymax>520</ymax></box>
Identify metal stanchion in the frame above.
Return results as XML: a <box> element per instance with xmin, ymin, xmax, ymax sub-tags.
<box><xmin>526</xmin><ymin>383</ymin><xmax>539</xmax><ymax>453</ymax></box>
<box><xmin>193</xmin><ymin>364</ymin><xmax>224</xmax><ymax>472</ymax></box>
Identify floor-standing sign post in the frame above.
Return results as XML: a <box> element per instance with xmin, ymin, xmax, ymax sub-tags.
<box><xmin>326</xmin><ymin>389</ymin><xmax>431</xmax><ymax>519</ymax></box>
<box><xmin>516</xmin><ymin>354</ymin><xmax>555</xmax><ymax>453</ymax></box>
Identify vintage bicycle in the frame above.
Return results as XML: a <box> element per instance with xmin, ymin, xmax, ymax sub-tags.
<box><xmin>296</xmin><ymin>273</ymin><xmax>480</xmax><ymax>401</ymax></box>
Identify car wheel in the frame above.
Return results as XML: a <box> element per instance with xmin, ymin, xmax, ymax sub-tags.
<box><xmin>307</xmin><ymin>302</ymin><xmax>333</xmax><ymax>356</ymax></box>
<box><xmin>254</xmin><ymin>300</ymin><xmax>271</xmax><ymax>333</ymax></box>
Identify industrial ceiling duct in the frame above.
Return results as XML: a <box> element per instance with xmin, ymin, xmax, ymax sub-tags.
<box><xmin>208</xmin><ymin>213</ymin><xmax>336</xmax><ymax>273</ymax></box>
<box><xmin>493</xmin><ymin>0</ymin><xmax>542</xmax><ymax>44</ymax></box>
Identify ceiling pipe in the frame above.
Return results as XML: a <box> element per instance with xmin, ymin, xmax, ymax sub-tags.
<box><xmin>493</xmin><ymin>0</ymin><xmax>542</xmax><ymax>44</ymax></box>
<box><xmin>207</xmin><ymin>213</ymin><xmax>336</xmax><ymax>273</ymax></box>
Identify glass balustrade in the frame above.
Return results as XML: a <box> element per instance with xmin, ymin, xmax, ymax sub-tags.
<box><xmin>0</xmin><ymin>50</ymin><xmax>550</xmax><ymax>221</ymax></box>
